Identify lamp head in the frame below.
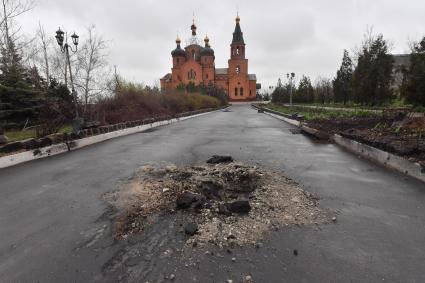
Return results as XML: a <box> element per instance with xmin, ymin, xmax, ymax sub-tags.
<box><xmin>55</xmin><ymin>28</ymin><xmax>64</xmax><ymax>46</ymax></box>
<box><xmin>71</xmin><ymin>32</ymin><xmax>79</xmax><ymax>46</ymax></box>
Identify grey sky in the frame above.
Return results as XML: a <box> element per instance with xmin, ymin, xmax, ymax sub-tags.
<box><xmin>20</xmin><ymin>0</ymin><xmax>425</xmax><ymax>90</ymax></box>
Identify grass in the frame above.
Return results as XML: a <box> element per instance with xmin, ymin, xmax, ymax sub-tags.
<box><xmin>4</xmin><ymin>129</ymin><xmax>37</xmax><ymax>142</ymax></box>
<box><xmin>4</xmin><ymin>124</ymin><xmax>72</xmax><ymax>142</ymax></box>
<box><xmin>266</xmin><ymin>103</ymin><xmax>378</xmax><ymax>121</ymax></box>
<box><xmin>292</xmin><ymin>99</ymin><xmax>413</xmax><ymax>111</ymax></box>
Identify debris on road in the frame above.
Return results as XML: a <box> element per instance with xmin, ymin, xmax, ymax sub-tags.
<box><xmin>184</xmin><ymin>222</ymin><xmax>199</xmax><ymax>235</ymax></box>
<box><xmin>104</xmin><ymin>157</ymin><xmax>329</xmax><ymax>248</ymax></box>
<box><xmin>206</xmin><ymin>155</ymin><xmax>234</xmax><ymax>164</ymax></box>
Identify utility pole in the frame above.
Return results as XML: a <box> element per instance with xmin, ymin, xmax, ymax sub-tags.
<box><xmin>287</xmin><ymin>72</ymin><xmax>295</xmax><ymax>106</ymax></box>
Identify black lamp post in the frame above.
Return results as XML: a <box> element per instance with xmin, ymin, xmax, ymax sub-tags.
<box><xmin>55</xmin><ymin>27</ymin><xmax>82</xmax><ymax>132</ymax></box>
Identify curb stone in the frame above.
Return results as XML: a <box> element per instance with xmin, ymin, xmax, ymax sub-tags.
<box><xmin>253</xmin><ymin>104</ymin><xmax>425</xmax><ymax>184</ymax></box>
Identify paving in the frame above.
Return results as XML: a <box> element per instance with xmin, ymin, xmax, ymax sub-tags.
<box><xmin>0</xmin><ymin>105</ymin><xmax>424</xmax><ymax>283</ymax></box>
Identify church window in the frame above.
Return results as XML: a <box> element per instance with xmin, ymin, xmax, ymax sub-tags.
<box><xmin>234</xmin><ymin>88</ymin><xmax>238</xmax><ymax>96</ymax></box>
<box><xmin>206</xmin><ymin>74</ymin><xmax>208</xmax><ymax>79</ymax></box>
<box><xmin>236</xmin><ymin>66</ymin><xmax>240</xmax><ymax>74</ymax></box>
<box><xmin>250</xmin><ymin>90</ymin><xmax>252</xmax><ymax>96</ymax></box>
<box><xmin>192</xmin><ymin>50</ymin><xmax>195</xmax><ymax>60</ymax></box>
<box><xmin>188</xmin><ymin>69</ymin><xmax>196</xmax><ymax>80</ymax></box>
<box><xmin>176</xmin><ymin>58</ymin><xmax>179</xmax><ymax>64</ymax></box>
<box><xmin>236</xmin><ymin>47</ymin><xmax>239</xmax><ymax>55</ymax></box>
<box><xmin>240</xmin><ymin>88</ymin><xmax>244</xmax><ymax>96</ymax></box>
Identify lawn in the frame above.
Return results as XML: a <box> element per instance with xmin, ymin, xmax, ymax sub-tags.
<box><xmin>265</xmin><ymin>103</ymin><xmax>378</xmax><ymax>121</ymax></box>
<box><xmin>4</xmin><ymin>125</ymin><xmax>72</xmax><ymax>142</ymax></box>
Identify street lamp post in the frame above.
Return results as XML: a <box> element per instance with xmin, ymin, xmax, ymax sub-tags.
<box><xmin>55</xmin><ymin>27</ymin><xmax>82</xmax><ymax>132</ymax></box>
<box><xmin>287</xmin><ymin>72</ymin><xmax>295</xmax><ymax>106</ymax></box>
<box><xmin>268</xmin><ymin>86</ymin><xmax>274</xmax><ymax>101</ymax></box>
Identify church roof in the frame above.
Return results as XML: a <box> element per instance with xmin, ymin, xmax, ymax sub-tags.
<box><xmin>161</xmin><ymin>73</ymin><xmax>171</xmax><ymax>80</ymax></box>
<box><xmin>200</xmin><ymin>46</ymin><xmax>214</xmax><ymax>56</ymax></box>
<box><xmin>232</xmin><ymin>21</ymin><xmax>245</xmax><ymax>45</ymax></box>
<box><xmin>171</xmin><ymin>45</ymin><xmax>186</xmax><ymax>57</ymax></box>
<box><xmin>215</xmin><ymin>68</ymin><xmax>228</xmax><ymax>75</ymax></box>
<box><xmin>248</xmin><ymin>74</ymin><xmax>256</xmax><ymax>80</ymax></box>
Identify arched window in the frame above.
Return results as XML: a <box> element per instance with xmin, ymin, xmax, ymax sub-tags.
<box><xmin>187</xmin><ymin>69</ymin><xmax>196</xmax><ymax>80</ymax></box>
<box><xmin>234</xmin><ymin>88</ymin><xmax>238</xmax><ymax>96</ymax></box>
<box><xmin>192</xmin><ymin>50</ymin><xmax>195</xmax><ymax>60</ymax></box>
<box><xmin>236</xmin><ymin>65</ymin><xmax>240</xmax><ymax>74</ymax></box>
<box><xmin>240</xmin><ymin>88</ymin><xmax>244</xmax><ymax>96</ymax></box>
<box><xmin>236</xmin><ymin>47</ymin><xmax>239</xmax><ymax>55</ymax></box>
<box><xmin>176</xmin><ymin>58</ymin><xmax>179</xmax><ymax>64</ymax></box>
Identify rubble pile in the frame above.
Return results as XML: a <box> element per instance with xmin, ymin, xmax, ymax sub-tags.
<box><xmin>105</xmin><ymin>157</ymin><xmax>329</xmax><ymax>247</ymax></box>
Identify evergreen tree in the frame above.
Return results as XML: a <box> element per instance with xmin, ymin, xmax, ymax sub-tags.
<box><xmin>26</xmin><ymin>66</ymin><xmax>46</xmax><ymax>90</ymax></box>
<box><xmin>332</xmin><ymin>50</ymin><xmax>353</xmax><ymax>105</ymax></box>
<box><xmin>0</xmin><ymin>36</ymin><xmax>28</xmax><ymax>89</ymax></box>
<box><xmin>295</xmin><ymin>75</ymin><xmax>314</xmax><ymax>103</ymax></box>
<box><xmin>402</xmin><ymin>37</ymin><xmax>425</xmax><ymax>106</ymax></box>
<box><xmin>271</xmin><ymin>78</ymin><xmax>292</xmax><ymax>103</ymax></box>
<box><xmin>271</xmin><ymin>78</ymin><xmax>284</xmax><ymax>103</ymax></box>
<box><xmin>351</xmin><ymin>34</ymin><xmax>394</xmax><ymax>105</ymax></box>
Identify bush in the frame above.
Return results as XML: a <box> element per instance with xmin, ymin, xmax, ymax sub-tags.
<box><xmin>95</xmin><ymin>88</ymin><xmax>224</xmax><ymax>125</ymax></box>
<box><xmin>0</xmin><ymin>84</ymin><xmax>44</xmax><ymax>130</ymax></box>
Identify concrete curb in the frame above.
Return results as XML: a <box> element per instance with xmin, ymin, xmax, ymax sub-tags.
<box><xmin>300</xmin><ymin>125</ymin><xmax>330</xmax><ymax>140</ymax></box>
<box><xmin>254</xmin><ymin>104</ymin><xmax>425</xmax><ymax>183</ymax></box>
<box><xmin>333</xmin><ymin>134</ymin><xmax>425</xmax><ymax>183</ymax></box>
<box><xmin>264</xmin><ymin>112</ymin><xmax>301</xmax><ymax>127</ymax></box>
<box><xmin>251</xmin><ymin>104</ymin><xmax>301</xmax><ymax>127</ymax></box>
<box><xmin>0</xmin><ymin>109</ymin><xmax>223</xmax><ymax>169</ymax></box>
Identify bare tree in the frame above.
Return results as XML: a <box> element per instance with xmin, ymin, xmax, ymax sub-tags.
<box><xmin>0</xmin><ymin>0</ymin><xmax>34</xmax><ymax>57</ymax></box>
<box><xmin>35</xmin><ymin>22</ymin><xmax>51</xmax><ymax>89</ymax></box>
<box><xmin>314</xmin><ymin>77</ymin><xmax>333</xmax><ymax>104</ymax></box>
<box><xmin>75</xmin><ymin>25</ymin><xmax>108</xmax><ymax>110</ymax></box>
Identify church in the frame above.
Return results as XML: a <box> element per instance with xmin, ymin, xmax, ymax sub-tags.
<box><xmin>160</xmin><ymin>15</ymin><xmax>258</xmax><ymax>101</ymax></box>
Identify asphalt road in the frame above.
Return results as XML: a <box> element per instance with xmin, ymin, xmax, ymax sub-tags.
<box><xmin>0</xmin><ymin>105</ymin><xmax>424</xmax><ymax>283</ymax></box>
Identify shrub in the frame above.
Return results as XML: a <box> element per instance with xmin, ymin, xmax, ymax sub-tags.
<box><xmin>94</xmin><ymin>88</ymin><xmax>223</xmax><ymax>125</ymax></box>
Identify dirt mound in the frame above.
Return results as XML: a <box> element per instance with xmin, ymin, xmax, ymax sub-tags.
<box><xmin>104</xmin><ymin>160</ymin><xmax>329</xmax><ymax>248</ymax></box>
<box><xmin>401</xmin><ymin>117</ymin><xmax>425</xmax><ymax>131</ymax></box>
<box><xmin>306</xmin><ymin>114</ymin><xmax>425</xmax><ymax>164</ymax></box>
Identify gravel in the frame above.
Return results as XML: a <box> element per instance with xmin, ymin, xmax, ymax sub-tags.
<box><xmin>104</xmin><ymin>159</ymin><xmax>330</xmax><ymax>247</ymax></box>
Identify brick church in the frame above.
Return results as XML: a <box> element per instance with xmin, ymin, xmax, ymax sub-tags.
<box><xmin>160</xmin><ymin>15</ymin><xmax>258</xmax><ymax>101</ymax></box>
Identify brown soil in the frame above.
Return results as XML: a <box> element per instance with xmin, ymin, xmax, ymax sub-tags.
<box><xmin>104</xmin><ymin>162</ymin><xmax>329</xmax><ymax>249</ymax></box>
<box><xmin>306</xmin><ymin>114</ymin><xmax>425</xmax><ymax>166</ymax></box>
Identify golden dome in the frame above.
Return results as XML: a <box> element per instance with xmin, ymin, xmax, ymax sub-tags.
<box><xmin>204</xmin><ymin>35</ymin><xmax>209</xmax><ymax>42</ymax></box>
<box><xmin>235</xmin><ymin>15</ymin><xmax>240</xmax><ymax>22</ymax></box>
<box><xmin>175</xmin><ymin>36</ymin><xmax>181</xmax><ymax>44</ymax></box>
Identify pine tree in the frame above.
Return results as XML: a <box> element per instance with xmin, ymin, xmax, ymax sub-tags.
<box><xmin>296</xmin><ymin>75</ymin><xmax>314</xmax><ymax>103</ymax></box>
<box><xmin>0</xmin><ymin>36</ymin><xmax>28</xmax><ymax>89</ymax></box>
<box><xmin>351</xmin><ymin>34</ymin><xmax>394</xmax><ymax>105</ymax></box>
<box><xmin>402</xmin><ymin>37</ymin><xmax>425</xmax><ymax>106</ymax></box>
<box><xmin>332</xmin><ymin>50</ymin><xmax>353</xmax><ymax>105</ymax></box>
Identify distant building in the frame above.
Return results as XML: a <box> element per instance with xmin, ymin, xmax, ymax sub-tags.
<box><xmin>160</xmin><ymin>15</ymin><xmax>258</xmax><ymax>101</ymax></box>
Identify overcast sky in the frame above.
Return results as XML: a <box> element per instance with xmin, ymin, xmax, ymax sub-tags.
<box><xmin>20</xmin><ymin>0</ymin><xmax>425</xmax><ymax>90</ymax></box>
